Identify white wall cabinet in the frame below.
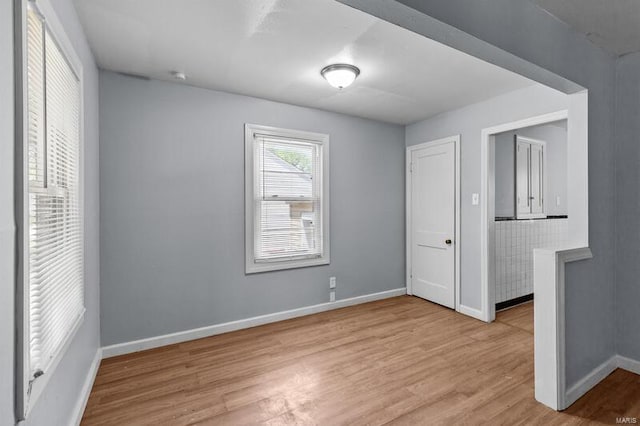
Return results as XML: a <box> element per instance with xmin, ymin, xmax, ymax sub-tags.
<box><xmin>515</xmin><ymin>136</ymin><xmax>545</xmax><ymax>218</ymax></box>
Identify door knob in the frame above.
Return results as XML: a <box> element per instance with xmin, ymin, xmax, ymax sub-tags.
<box><xmin>445</xmin><ymin>239</ymin><xmax>452</xmax><ymax>245</ymax></box>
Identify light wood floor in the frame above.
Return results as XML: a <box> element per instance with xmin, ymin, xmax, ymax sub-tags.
<box><xmin>82</xmin><ymin>297</ymin><xmax>640</xmax><ymax>425</ymax></box>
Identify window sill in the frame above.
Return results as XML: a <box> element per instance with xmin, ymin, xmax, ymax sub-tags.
<box><xmin>246</xmin><ymin>256</ymin><xmax>330</xmax><ymax>274</ymax></box>
<box><xmin>23</xmin><ymin>308</ymin><xmax>85</xmax><ymax>419</ymax></box>
<box><xmin>516</xmin><ymin>213</ymin><xmax>547</xmax><ymax>219</ymax></box>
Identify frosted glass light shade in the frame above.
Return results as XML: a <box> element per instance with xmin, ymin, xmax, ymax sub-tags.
<box><xmin>321</xmin><ymin>64</ymin><xmax>360</xmax><ymax>89</ymax></box>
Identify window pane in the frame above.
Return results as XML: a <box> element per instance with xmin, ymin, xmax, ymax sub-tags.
<box><xmin>45</xmin><ymin>29</ymin><xmax>80</xmax><ymax>190</ymax></box>
<box><xmin>256</xmin><ymin>200</ymin><xmax>321</xmax><ymax>260</ymax></box>
<box><xmin>260</xmin><ymin>138</ymin><xmax>316</xmax><ymax>199</ymax></box>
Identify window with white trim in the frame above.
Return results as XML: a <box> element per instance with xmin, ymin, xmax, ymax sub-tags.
<box><xmin>19</xmin><ymin>3</ymin><xmax>84</xmax><ymax>416</ymax></box>
<box><xmin>245</xmin><ymin>124</ymin><xmax>330</xmax><ymax>273</ymax></box>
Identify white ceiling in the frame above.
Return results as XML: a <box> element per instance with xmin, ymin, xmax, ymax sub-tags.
<box><xmin>74</xmin><ymin>0</ymin><xmax>535</xmax><ymax>125</ymax></box>
<box><xmin>534</xmin><ymin>0</ymin><xmax>640</xmax><ymax>56</ymax></box>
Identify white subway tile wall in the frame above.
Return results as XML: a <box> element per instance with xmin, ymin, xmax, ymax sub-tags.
<box><xmin>494</xmin><ymin>219</ymin><xmax>568</xmax><ymax>303</ymax></box>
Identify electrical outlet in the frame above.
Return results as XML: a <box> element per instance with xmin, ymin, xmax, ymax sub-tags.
<box><xmin>329</xmin><ymin>291</ymin><xmax>336</xmax><ymax>302</ymax></box>
<box><xmin>329</xmin><ymin>276</ymin><xmax>336</xmax><ymax>289</ymax></box>
<box><xmin>556</xmin><ymin>196</ymin><xmax>561</xmax><ymax>206</ymax></box>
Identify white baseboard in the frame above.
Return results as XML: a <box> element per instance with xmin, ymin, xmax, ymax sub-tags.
<box><xmin>458</xmin><ymin>304</ymin><xmax>486</xmax><ymax>322</ymax></box>
<box><xmin>564</xmin><ymin>355</ymin><xmax>617</xmax><ymax>408</ymax></box>
<box><xmin>564</xmin><ymin>354</ymin><xmax>640</xmax><ymax>409</ymax></box>
<box><xmin>102</xmin><ymin>287</ymin><xmax>407</xmax><ymax>358</ymax></box>
<box><xmin>71</xmin><ymin>348</ymin><xmax>102</xmax><ymax>426</ymax></box>
<box><xmin>617</xmin><ymin>355</ymin><xmax>640</xmax><ymax>375</ymax></box>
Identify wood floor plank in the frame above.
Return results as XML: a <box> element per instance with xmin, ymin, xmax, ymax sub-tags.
<box><xmin>496</xmin><ymin>301</ymin><xmax>534</xmax><ymax>334</ymax></box>
<box><xmin>81</xmin><ymin>296</ymin><xmax>639</xmax><ymax>425</ymax></box>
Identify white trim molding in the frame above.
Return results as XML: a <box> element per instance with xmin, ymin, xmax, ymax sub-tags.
<box><xmin>406</xmin><ymin>135</ymin><xmax>461</xmax><ymax>311</ymax></box>
<box><xmin>103</xmin><ymin>288</ymin><xmax>407</xmax><ymax>358</ymax></box>
<box><xmin>71</xmin><ymin>348</ymin><xmax>102</xmax><ymax>426</ymax></box>
<box><xmin>617</xmin><ymin>355</ymin><xmax>640</xmax><ymax>376</ymax></box>
<box><xmin>457</xmin><ymin>304</ymin><xmax>484</xmax><ymax>321</ymax></box>
<box><xmin>533</xmin><ymin>246</ymin><xmax>592</xmax><ymax>411</ymax></box>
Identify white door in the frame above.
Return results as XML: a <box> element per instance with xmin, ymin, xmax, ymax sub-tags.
<box><xmin>410</xmin><ymin>141</ymin><xmax>456</xmax><ymax>308</ymax></box>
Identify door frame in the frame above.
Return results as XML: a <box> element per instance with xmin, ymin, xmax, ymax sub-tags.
<box><xmin>406</xmin><ymin>135</ymin><xmax>461</xmax><ymax>311</ymax></box>
<box><xmin>480</xmin><ymin>110</ymin><xmax>569</xmax><ymax>322</ymax></box>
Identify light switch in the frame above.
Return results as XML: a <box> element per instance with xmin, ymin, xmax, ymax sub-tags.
<box><xmin>556</xmin><ymin>196</ymin><xmax>561</xmax><ymax>206</ymax></box>
<box><xmin>472</xmin><ymin>193</ymin><xmax>480</xmax><ymax>205</ymax></box>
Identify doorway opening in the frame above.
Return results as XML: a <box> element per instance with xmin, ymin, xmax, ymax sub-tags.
<box><xmin>493</xmin><ymin>119</ymin><xmax>568</xmax><ymax>312</ymax></box>
<box><xmin>480</xmin><ymin>95</ymin><xmax>589</xmax><ymax>409</ymax></box>
<box><xmin>481</xmin><ymin>99</ymin><xmax>588</xmax><ymax>323</ymax></box>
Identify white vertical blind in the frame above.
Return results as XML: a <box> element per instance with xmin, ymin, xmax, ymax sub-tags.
<box><xmin>26</xmin><ymin>6</ymin><xmax>84</xmax><ymax>378</ymax></box>
<box><xmin>253</xmin><ymin>135</ymin><xmax>323</xmax><ymax>261</ymax></box>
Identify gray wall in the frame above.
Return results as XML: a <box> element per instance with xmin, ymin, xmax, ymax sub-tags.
<box><xmin>406</xmin><ymin>84</ymin><xmax>568</xmax><ymax>309</ymax></box>
<box><xmin>615</xmin><ymin>52</ymin><xmax>640</xmax><ymax>362</ymax></box>
<box><xmin>343</xmin><ymin>0</ymin><xmax>617</xmax><ymax>390</ymax></box>
<box><xmin>1</xmin><ymin>0</ymin><xmax>15</xmax><ymax>423</ymax></box>
<box><xmin>495</xmin><ymin>121</ymin><xmax>568</xmax><ymax>217</ymax></box>
<box><xmin>99</xmin><ymin>71</ymin><xmax>405</xmax><ymax>346</ymax></box>
<box><xmin>1</xmin><ymin>0</ymin><xmax>100</xmax><ymax>424</ymax></box>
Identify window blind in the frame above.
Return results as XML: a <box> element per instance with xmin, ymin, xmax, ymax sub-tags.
<box><xmin>26</xmin><ymin>7</ymin><xmax>84</xmax><ymax>378</ymax></box>
<box><xmin>253</xmin><ymin>135</ymin><xmax>323</xmax><ymax>261</ymax></box>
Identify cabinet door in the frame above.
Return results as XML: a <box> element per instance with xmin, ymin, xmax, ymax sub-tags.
<box><xmin>515</xmin><ymin>139</ymin><xmax>530</xmax><ymax>216</ymax></box>
<box><xmin>530</xmin><ymin>143</ymin><xmax>544</xmax><ymax>214</ymax></box>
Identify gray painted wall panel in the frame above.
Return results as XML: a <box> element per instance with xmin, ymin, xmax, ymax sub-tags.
<box><xmin>495</xmin><ymin>122</ymin><xmax>568</xmax><ymax>218</ymax></box>
<box><xmin>345</xmin><ymin>0</ymin><xmax>617</xmax><ymax>389</ymax></box>
<box><xmin>394</xmin><ymin>0</ymin><xmax>615</xmax><ymax>85</ymax></box>
<box><xmin>99</xmin><ymin>71</ymin><xmax>405</xmax><ymax>346</ymax></box>
<box><xmin>615</xmin><ymin>52</ymin><xmax>640</xmax><ymax>361</ymax></box>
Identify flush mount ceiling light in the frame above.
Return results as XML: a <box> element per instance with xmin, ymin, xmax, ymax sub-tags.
<box><xmin>320</xmin><ymin>64</ymin><xmax>360</xmax><ymax>89</ymax></box>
